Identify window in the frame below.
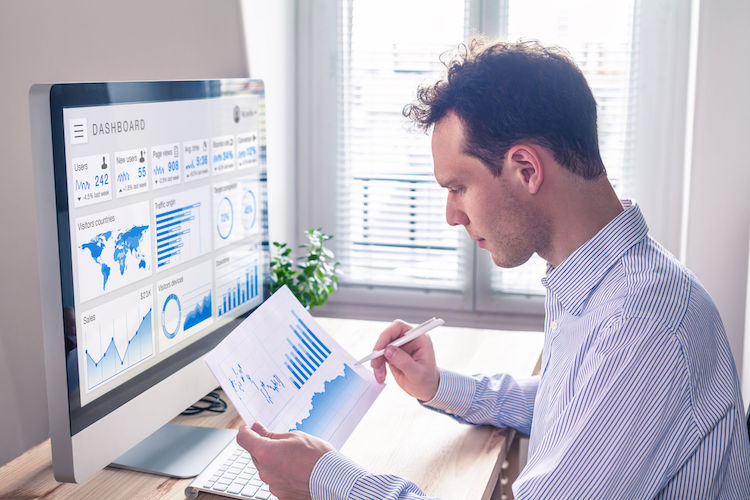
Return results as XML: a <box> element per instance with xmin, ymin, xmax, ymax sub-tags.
<box><xmin>488</xmin><ymin>0</ymin><xmax>636</xmax><ymax>300</ymax></box>
<box><xmin>297</xmin><ymin>0</ymin><xmax>691</xmax><ymax>327</ymax></box>
<box><xmin>337</xmin><ymin>0</ymin><xmax>467</xmax><ymax>292</ymax></box>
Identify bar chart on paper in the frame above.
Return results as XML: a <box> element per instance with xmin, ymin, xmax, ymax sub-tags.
<box><xmin>204</xmin><ymin>286</ymin><xmax>383</xmax><ymax>448</ymax></box>
<box><xmin>283</xmin><ymin>310</ymin><xmax>331</xmax><ymax>389</ymax></box>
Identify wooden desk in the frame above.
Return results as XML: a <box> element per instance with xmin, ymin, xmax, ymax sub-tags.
<box><xmin>0</xmin><ymin>318</ymin><xmax>542</xmax><ymax>500</ymax></box>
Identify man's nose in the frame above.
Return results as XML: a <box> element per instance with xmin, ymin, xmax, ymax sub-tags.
<box><xmin>446</xmin><ymin>199</ymin><xmax>469</xmax><ymax>227</ymax></box>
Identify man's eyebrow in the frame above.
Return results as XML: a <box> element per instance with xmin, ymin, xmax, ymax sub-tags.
<box><xmin>436</xmin><ymin>176</ymin><xmax>461</xmax><ymax>188</ymax></box>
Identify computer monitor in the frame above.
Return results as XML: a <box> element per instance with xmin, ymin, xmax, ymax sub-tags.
<box><xmin>29</xmin><ymin>79</ymin><xmax>269</xmax><ymax>483</ymax></box>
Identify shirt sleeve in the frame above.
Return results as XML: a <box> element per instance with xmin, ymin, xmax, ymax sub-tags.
<box><xmin>308</xmin><ymin>370</ymin><xmax>539</xmax><ymax>499</ymax></box>
<box><xmin>310</xmin><ymin>451</ymin><xmax>440</xmax><ymax>500</ymax></box>
<box><xmin>422</xmin><ymin>369</ymin><xmax>540</xmax><ymax>434</ymax></box>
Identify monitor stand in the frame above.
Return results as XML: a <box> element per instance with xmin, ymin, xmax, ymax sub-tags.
<box><xmin>110</xmin><ymin>423</ymin><xmax>237</xmax><ymax>478</ymax></box>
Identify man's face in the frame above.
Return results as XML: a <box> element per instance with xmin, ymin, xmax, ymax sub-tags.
<box><xmin>432</xmin><ymin>112</ymin><xmax>545</xmax><ymax>268</ymax></box>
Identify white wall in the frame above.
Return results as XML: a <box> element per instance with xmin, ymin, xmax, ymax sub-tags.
<box><xmin>0</xmin><ymin>0</ymin><xmax>249</xmax><ymax>466</ymax></box>
<box><xmin>681</xmin><ymin>0</ymin><xmax>750</xmax><ymax>405</ymax></box>
<box><xmin>241</xmin><ymin>0</ymin><xmax>298</xmax><ymax>248</ymax></box>
<box><xmin>630</xmin><ymin>0</ymin><xmax>692</xmax><ymax>256</ymax></box>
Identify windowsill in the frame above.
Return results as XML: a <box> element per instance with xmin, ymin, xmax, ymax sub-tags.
<box><xmin>313</xmin><ymin>299</ymin><xmax>544</xmax><ymax>332</ymax></box>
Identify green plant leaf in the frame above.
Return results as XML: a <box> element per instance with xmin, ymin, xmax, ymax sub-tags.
<box><xmin>269</xmin><ymin>229</ymin><xmax>339</xmax><ymax>309</ymax></box>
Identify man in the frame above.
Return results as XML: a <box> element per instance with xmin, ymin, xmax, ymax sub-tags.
<box><xmin>238</xmin><ymin>39</ymin><xmax>750</xmax><ymax>499</ymax></box>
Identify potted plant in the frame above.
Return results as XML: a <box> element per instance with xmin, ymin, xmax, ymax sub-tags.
<box><xmin>270</xmin><ymin>228</ymin><xmax>340</xmax><ymax>309</ymax></box>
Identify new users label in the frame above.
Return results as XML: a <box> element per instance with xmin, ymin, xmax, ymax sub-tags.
<box><xmin>114</xmin><ymin>148</ymin><xmax>149</xmax><ymax>198</ymax></box>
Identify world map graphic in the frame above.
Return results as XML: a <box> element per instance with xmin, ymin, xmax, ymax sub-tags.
<box><xmin>80</xmin><ymin>225</ymin><xmax>149</xmax><ymax>290</ymax></box>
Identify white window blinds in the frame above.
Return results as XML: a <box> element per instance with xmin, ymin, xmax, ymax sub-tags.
<box><xmin>336</xmin><ymin>0</ymin><xmax>467</xmax><ymax>290</ymax></box>
<box><xmin>329</xmin><ymin>0</ymin><xmax>646</xmax><ymax>312</ymax></box>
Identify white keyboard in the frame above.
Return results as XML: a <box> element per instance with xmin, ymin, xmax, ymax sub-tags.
<box><xmin>185</xmin><ymin>440</ymin><xmax>277</xmax><ymax>500</ymax></box>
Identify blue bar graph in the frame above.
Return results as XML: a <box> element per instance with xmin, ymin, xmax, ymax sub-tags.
<box><xmin>216</xmin><ymin>251</ymin><xmax>261</xmax><ymax>317</ymax></box>
<box><xmin>155</xmin><ymin>202</ymin><xmax>200</xmax><ymax>268</ymax></box>
<box><xmin>283</xmin><ymin>311</ymin><xmax>332</xmax><ymax>389</ymax></box>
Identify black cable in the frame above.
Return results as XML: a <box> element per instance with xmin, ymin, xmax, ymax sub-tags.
<box><xmin>180</xmin><ymin>391</ymin><xmax>228</xmax><ymax>416</ymax></box>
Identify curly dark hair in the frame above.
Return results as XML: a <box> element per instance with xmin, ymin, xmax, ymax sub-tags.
<box><xmin>403</xmin><ymin>38</ymin><xmax>606</xmax><ymax>179</ymax></box>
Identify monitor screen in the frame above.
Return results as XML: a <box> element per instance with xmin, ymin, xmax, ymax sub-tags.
<box><xmin>31</xmin><ymin>79</ymin><xmax>269</xmax><ymax>480</ymax></box>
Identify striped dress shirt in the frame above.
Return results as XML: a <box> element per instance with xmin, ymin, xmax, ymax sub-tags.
<box><xmin>310</xmin><ymin>201</ymin><xmax>750</xmax><ymax>499</ymax></box>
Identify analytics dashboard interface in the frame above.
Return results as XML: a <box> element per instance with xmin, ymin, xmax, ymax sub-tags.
<box><xmin>61</xmin><ymin>85</ymin><xmax>267</xmax><ymax>407</ymax></box>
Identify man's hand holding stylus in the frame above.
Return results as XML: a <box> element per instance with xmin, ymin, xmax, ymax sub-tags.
<box><xmin>371</xmin><ymin>320</ymin><xmax>440</xmax><ymax>402</ymax></box>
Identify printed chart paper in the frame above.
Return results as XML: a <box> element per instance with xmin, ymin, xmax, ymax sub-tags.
<box><xmin>204</xmin><ymin>286</ymin><xmax>384</xmax><ymax>448</ymax></box>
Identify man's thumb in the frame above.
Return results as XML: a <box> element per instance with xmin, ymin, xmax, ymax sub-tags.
<box><xmin>251</xmin><ymin>421</ymin><xmax>290</xmax><ymax>441</ymax></box>
<box><xmin>251</xmin><ymin>421</ymin><xmax>272</xmax><ymax>437</ymax></box>
<box><xmin>237</xmin><ymin>424</ymin><xmax>268</xmax><ymax>453</ymax></box>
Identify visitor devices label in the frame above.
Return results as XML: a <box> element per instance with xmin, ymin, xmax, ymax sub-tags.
<box><xmin>156</xmin><ymin>259</ymin><xmax>213</xmax><ymax>352</ymax></box>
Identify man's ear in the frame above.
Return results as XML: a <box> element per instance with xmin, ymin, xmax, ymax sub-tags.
<box><xmin>507</xmin><ymin>144</ymin><xmax>544</xmax><ymax>194</ymax></box>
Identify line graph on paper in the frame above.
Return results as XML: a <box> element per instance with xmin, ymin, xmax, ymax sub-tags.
<box><xmin>227</xmin><ymin>364</ymin><xmax>285</xmax><ymax>404</ymax></box>
<box><xmin>204</xmin><ymin>286</ymin><xmax>383</xmax><ymax>448</ymax></box>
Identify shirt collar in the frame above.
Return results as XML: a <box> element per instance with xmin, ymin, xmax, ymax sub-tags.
<box><xmin>541</xmin><ymin>200</ymin><xmax>649</xmax><ymax>316</ymax></box>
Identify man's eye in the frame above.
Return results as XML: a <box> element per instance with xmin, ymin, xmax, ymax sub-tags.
<box><xmin>449</xmin><ymin>187</ymin><xmax>464</xmax><ymax>194</ymax></box>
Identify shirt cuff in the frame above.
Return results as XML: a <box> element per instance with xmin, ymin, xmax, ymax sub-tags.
<box><xmin>421</xmin><ymin>369</ymin><xmax>476</xmax><ymax>417</ymax></box>
<box><xmin>310</xmin><ymin>450</ymin><xmax>369</xmax><ymax>500</ymax></box>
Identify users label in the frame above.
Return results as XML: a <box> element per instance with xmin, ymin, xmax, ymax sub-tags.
<box><xmin>71</xmin><ymin>153</ymin><xmax>113</xmax><ymax>208</ymax></box>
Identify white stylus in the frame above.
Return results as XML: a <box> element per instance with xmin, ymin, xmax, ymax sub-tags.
<box><xmin>354</xmin><ymin>317</ymin><xmax>445</xmax><ymax>365</ymax></box>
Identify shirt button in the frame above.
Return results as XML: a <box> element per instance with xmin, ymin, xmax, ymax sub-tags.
<box><xmin>551</xmin><ymin>321</ymin><xmax>558</xmax><ymax>331</ymax></box>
